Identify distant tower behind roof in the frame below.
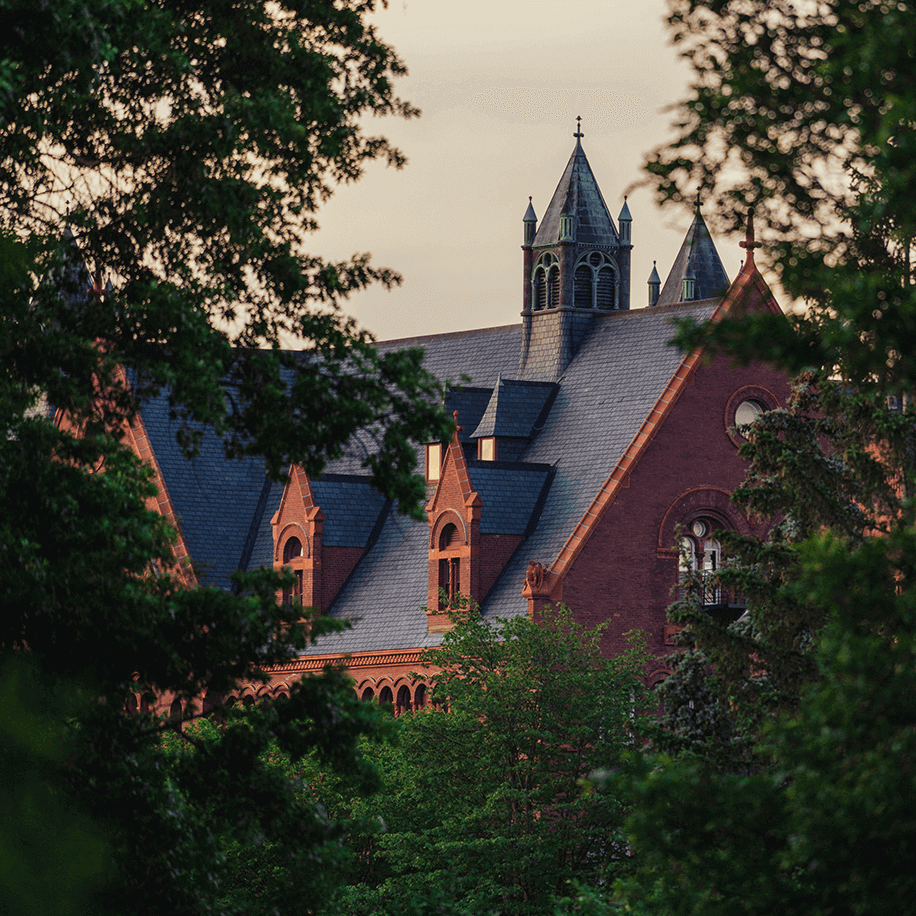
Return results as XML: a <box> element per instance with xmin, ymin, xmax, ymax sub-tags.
<box><xmin>656</xmin><ymin>203</ymin><xmax>730</xmax><ymax>306</ymax></box>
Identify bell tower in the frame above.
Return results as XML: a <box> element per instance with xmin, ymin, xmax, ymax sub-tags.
<box><xmin>518</xmin><ymin>120</ymin><xmax>632</xmax><ymax>381</ymax></box>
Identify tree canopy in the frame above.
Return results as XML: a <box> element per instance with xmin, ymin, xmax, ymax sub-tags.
<box><xmin>652</xmin><ymin>0</ymin><xmax>916</xmax><ymax>390</ymax></box>
<box><xmin>0</xmin><ymin>2</ymin><xmax>451</xmax><ymax>913</ymax></box>
<box><xmin>607</xmin><ymin>3</ymin><xmax>916</xmax><ymax>914</ymax></box>
<box><xmin>337</xmin><ymin>605</ymin><xmax>654</xmax><ymax>916</ymax></box>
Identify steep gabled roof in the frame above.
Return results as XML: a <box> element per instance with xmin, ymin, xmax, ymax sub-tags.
<box><xmin>657</xmin><ymin>207</ymin><xmax>730</xmax><ymax>307</ymax></box>
<box><xmin>533</xmin><ymin>139</ymin><xmax>619</xmax><ymax>247</ymax></box>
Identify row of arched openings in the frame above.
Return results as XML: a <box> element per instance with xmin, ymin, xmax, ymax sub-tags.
<box><xmin>532</xmin><ymin>251</ymin><xmax>619</xmax><ymax>310</ymax></box>
<box><xmin>358</xmin><ymin>681</ymin><xmax>439</xmax><ymax>716</ymax></box>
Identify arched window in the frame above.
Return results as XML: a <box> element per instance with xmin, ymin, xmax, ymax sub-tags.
<box><xmin>547</xmin><ymin>265</ymin><xmax>560</xmax><ymax>308</ymax></box>
<box><xmin>679</xmin><ymin>520</ymin><xmax>730</xmax><ymax>612</ymax></box>
<box><xmin>533</xmin><ymin>269</ymin><xmax>546</xmax><ymax>310</ymax></box>
<box><xmin>396</xmin><ymin>685</ymin><xmax>412</xmax><ymax>716</ymax></box>
<box><xmin>281</xmin><ymin>536</ymin><xmax>304</xmax><ymax>608</ymax></box>
<box><xmin>361</xmin><ymin>687</ymin><xmax>375</xmax><ymax>702</ymax></box>
<box><xmin>574</xmin><ymin>262</ymin><xmax>592</xmax><ymax>308</ymax></box>
<box><xmin>532</xmin><ymin>254</ymin><xmax>559</xmax><ymax>310</ymax></box>
<box><xmin>596</xmin><ymin>266</ymin><xmax>617</xmax><ymax>309</ymax></box>
<box><xmin>414</xmin><ymin>683</ymin><xmax>426</xmax><ymax>710</ymax></box>
<box><xmin>439</xmin><ymin>522</ymin><xmax>461</xmax><ymax>550</ymax></box>
<box><xmin>379</xmin><ymin>686</ymin><xmax>393</xmax><ymax>706</ymax></box>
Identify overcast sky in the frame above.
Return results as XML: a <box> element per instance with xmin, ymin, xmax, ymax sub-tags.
<box><xmin>308</xmin><ymin>0</ymin><xmax>748</xmax><ymax>343</ymax></box>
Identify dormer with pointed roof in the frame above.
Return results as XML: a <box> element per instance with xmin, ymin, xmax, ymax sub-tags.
<box><xmin>657</xmin><ymin>205</ymin><xmax>730</xmax><ymax>307</ymax></box>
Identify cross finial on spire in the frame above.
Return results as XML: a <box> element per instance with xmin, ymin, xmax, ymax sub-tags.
<box><xmin>739</xmin><ymin>206</ymin><xmax>763</xmax><ymax>271</ymax></box>
<box><xmin>574</xmin><ymin>116</ymin><xmax>584</xmax><ymax>139</ymax></box>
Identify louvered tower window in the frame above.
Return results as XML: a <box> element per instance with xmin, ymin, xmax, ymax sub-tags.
<box><xmin>574</xmin><ymin>263</ymin><xmax>592</xmax><ymax>307</ymax></box>
<box><xmin>532</xmin><ymin>254</ymin><xmax>559</xmax><ymax>310</ymax></box>
<box><xmin>547</xmin><ymin>265</ymin><xmax>560</xmax><ymax>308</ymax></box>
<box><xmin>596</xmin><ymin>266</ymin><xmax>617</xmax><ymax>309</ymax></box>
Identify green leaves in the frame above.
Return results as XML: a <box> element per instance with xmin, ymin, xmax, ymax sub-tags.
<box><xmin>338</xmin><ymin>605</ymin><xmax>654</xmax><ymax>916</ymax></box>
<box><xmin>0</xmin><ymin>3</ymin><xmax>447</xmax><ymax>913</ymax></box>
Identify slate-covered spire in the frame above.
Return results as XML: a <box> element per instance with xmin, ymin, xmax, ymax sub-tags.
<box><xmin>656</xmin><ymin>204</ymin><xmax>730</xmax><ymax>307</ymax></box>
<box><xmin>532</xmin><ymin>131</ymin><xmax>619</xmax><ymax>248</ymax></box>
<box><xmin>523</xmin><ymin>197</ymin><xmax>537</xmax><ymax>246</ymax></box>
<box><xmin>618</xmin><ymin>196</ymin><xmax>632</xmax><ymax>246</ymax></box>
<box><xmin>647</xmin><ymin>261</ymin><xmax>661</xmax><ymax>306</ymax></box>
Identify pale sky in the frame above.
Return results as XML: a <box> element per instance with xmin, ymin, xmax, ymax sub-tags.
<box><xmin>308</xmin><ymin>0</ymin><xmax>749</xmax><ymax>343</ymax></box>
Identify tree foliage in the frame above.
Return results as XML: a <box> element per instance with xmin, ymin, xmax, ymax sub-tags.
<box><xmin>608</xmin><ymin>3</ymin><xmax>916</xmax><ymax>914</ymax></box>
<box><xmin>0</xmin><ymin>2</ymin><xmax>451</xmax><ymax>913</ymax></box>
<box><xmin>337</xmin><ymin>605</ymin><xmax>654</xmax><ymax>916</ymax></box>
<box><xmin>652</xmin><ymin>0</ymin><xmax>916</xmax><ymax>391</ymax></box>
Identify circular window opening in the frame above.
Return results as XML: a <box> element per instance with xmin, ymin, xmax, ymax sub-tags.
<box><xmin>734</xmin><ymin>399</ymin><xmax>766</xmax><ymax>427</ymax></box>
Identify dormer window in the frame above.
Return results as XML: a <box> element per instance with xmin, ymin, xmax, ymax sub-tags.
<box><xmin>427</xmin><ymin>443</ymin><xmax>443</xmax><ymax>482</ymax></box>
<box><xmin>478</xmin><ymin>437</ymin><xmax>496</xmax><ymax>461</ymax></box>
<box><xmin>281</xmin><ymin>535</ymin><xmax>304</xmax><ymax>607</ymax></box>
<box><xmin>437</xmin><ymin>522</ymin><xmax>462</xmax><ymax>610</ymax></box>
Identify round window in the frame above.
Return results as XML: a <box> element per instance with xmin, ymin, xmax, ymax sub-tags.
<box><xmin>734</xmin><ymin>398</ymin><xmax>765</xmax><ymax>427</ymax></box>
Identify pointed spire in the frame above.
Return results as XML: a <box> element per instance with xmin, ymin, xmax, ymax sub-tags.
<box><xmin>656</xmin><ymin>205</ymin><xmax>730</xmax><ymax>307</ymax></box>
<box><xmin>739</xmin><ymin>206</ymin><xmax>763</xmax><ymax>273</ymax></box>
<box><xmin>523</xmin><ymin>196</ymin><xmax>537</xmax><ymax>246</ymax></box>
<box><xmin>618</xmin><ymin>195</ymin><xmax>632</xmax><ymax>245</ymax></box>
<box><xmin>648</xmin><ymin>260</ymin><xmax>661</xmax><ymax>307</ymax></box>
<box><xmin>533</xmin><ymin>134</ymin><xmax>618</xmax><ymax>247</ymax></box>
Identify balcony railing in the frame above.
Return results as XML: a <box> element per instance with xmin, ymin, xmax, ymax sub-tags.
<box><xmin>681</xmin><ymin>572</ymin><xmax>746</xmax><ymax>615</ymax></box>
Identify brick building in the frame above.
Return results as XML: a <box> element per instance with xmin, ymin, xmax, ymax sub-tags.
<box><xmin>110</xmin><ymin>135</ymin><xmax>789</xmax><ymax>709</ymax></box>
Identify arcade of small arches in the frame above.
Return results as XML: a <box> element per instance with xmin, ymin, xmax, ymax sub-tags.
<box><xmin>355</xmin><ymin>678</ymin><xmax>435</xmax><ymax>717</ymax></box>
<box><xmin>132</xmin><ymin>678</ymin><xmax>436</xmax><ymax>723</ymax></box>
<box><xmin>531</xmin><ymin>250</ymin><xmax>620</xmax><ymax>311</ymax></box>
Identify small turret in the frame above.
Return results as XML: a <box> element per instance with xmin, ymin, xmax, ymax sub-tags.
<box><xmin>618</xmin><ymin>196</ymin><xmax>632</xmax><ymax>246</ymax></box>
<box><xmin>523</xmin><ymin>197</ymin><xmax>537</xmax><ymax>247</ymax></box>
<box><xmin>648</xmin><ymin>261</ymin><xmax>661</xmax><ymax>306</ymax></box>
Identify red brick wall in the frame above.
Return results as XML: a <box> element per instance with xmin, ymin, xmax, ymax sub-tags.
<box><xmin>321</xmin><ymin>546</ymin><xmax>365</xmax><ymax>609</ymax></box>
<box><xmin>562</xmin><ymin>351</ymin><xmax>790</xmax><ymax>660</ymax></box>
<box><xmin>479</xmin><ymin>534</ymin><xmax>523</xmax><ymax>600</ymax></box>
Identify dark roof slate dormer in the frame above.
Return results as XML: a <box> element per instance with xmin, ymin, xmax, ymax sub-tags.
<box><xmin>471</xmin><ymin>377</ymin><xmax>558</xmax><ymax>440</ymax></box>
<box><xmin>443</xmin><ymin>386</ymin><xmax>493</xmax><ymax>443</ymax></box>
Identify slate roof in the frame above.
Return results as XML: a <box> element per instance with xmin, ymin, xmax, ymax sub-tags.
<box><xmin>444</xmin><ymin>387</ymin><xmax>493</xmax><ymax>443</ymax></box>
<box><xmin>298</xmin><ymin>298</ymin><xmax>718</xmax><ymax>656</ymax></box>
<box><xmin>138</xmin><ymin>393</ymin><xmax>273</xmax><ymax>590</ymax></box>
<box><xmin>467</xmin><ymin>461</ymin><xmax>553</xmax><ymax>536</ymax></box>
<box><xmin>310</xmin><ymin>475</ymin><xmax>387</xmax><ymax>547</ymax></box>
<box><xmin>533</xmin><ymin>139</ymin><xmax>619</xmax><ymax>248</ymax></box>
<box><xmin>134</xmin><ymin>293</ymin><xmax>721</xmax><ymax>657</ymax></box>
<box><xmin>471</xmin><ymin>378</ymin><xmax>557</xmax><ymax>440</ymax></box>
<box><xmin>657</xmin><ymin>208</ymin><xmax>730</xmax><ymax>307</ymax></box>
